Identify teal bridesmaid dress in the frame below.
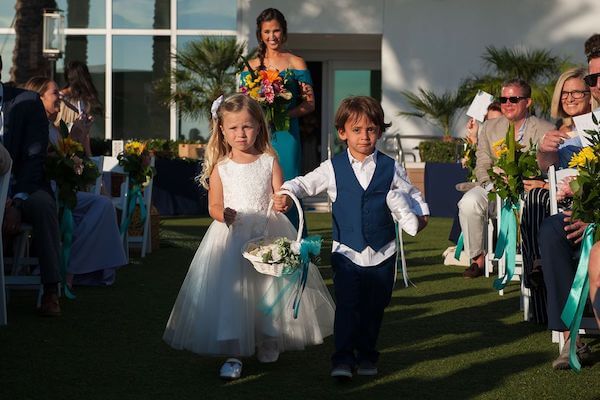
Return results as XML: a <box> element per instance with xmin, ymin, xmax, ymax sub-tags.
<box><xmin>240</xmin><ymin>69</ymin><xmax>313</xmax><ymax>231</ymax></box>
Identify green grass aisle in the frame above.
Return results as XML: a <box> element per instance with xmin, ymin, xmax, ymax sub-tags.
<box><xmin>1</xmin><ymin>215</ymin><xmax>598</xmax><ymax>400</ymax></box>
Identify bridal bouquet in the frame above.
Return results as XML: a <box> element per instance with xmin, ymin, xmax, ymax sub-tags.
<box><xmin>240</xmin><ymin>64</ymin><xmax>293</xmax><ymax>131</ymax></box>
<box><xmin>487</xmin><ymin>123</ymin><xmax>540</xmax><ymax>205</ymax></box>
<box><xmin>46</xmin><ymin>137</ymin><xmax>100</xmax><ymax>209</ymax></box>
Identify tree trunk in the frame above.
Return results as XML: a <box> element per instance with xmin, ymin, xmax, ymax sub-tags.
<box><xmin>10</xmin><ymin>0</ymin><xmax>57</xmax><ymax>84</ymax></box>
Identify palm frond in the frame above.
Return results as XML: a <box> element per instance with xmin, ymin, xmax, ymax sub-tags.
<box><xmin>398</xmin><ymin>89</ymin><xmax>465</xmax><ymax>136</ymax></box>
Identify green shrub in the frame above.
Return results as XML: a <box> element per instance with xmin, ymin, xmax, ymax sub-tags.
<box><xmin>418</xmin><ymin>139</ymin><xmax>463</xmax><ymax>163</ymax></box>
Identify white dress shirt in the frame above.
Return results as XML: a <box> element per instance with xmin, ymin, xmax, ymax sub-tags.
<box><xmin>282</xmin><ymin>149</ymin><xmax>429</xmax><ymax>267</ymax></box>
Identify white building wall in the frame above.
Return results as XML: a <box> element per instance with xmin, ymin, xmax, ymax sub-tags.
<box><xmin>240</xmin><ymin>0</ymin><xmax>599</xmax><ymax>154</ymax></box>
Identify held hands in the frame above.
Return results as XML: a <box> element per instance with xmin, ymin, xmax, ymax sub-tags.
<box><xmin>556</xmin><ymin>176</ymin><xmax>576</xmax><ymax>201</ymax></box>
<box><xmin>272</xmin><ymin>193</ymin><xmax>292</xmax><ymax>213</ymax></box>
<box><xmin>539</xmin><ymin>130</ymin><xmax>571</xmax><ymax>153</ymax></box>
<box><xmin>223</xmin><ymin>207</ymin><xmax>237</xmax><ymax>227</ymax></box>
<box><xmin>563</xmin><ymin>210</ymin><xmax>589</xmax><ymax>243</ymax></box>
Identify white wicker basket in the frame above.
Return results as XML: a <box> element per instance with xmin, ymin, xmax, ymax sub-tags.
<box><xmin>242</xmin><ymin>190</ymin><xmax>303</xmax><ymax>277</ymax></box>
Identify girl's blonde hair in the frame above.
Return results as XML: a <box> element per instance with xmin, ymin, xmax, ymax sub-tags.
<box><xmin>198</xmin><ymin>93</ymin><xmax>276</xmax><ymax>189</ymax></box>
<box><xmin>550</xmin><ymin>67</ymin><xmax>590</xmax><ymax>123</ymax></box>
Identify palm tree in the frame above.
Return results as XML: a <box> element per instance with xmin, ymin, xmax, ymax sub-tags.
<box><xmin>11</xmin><ymin>0</ymin><xmax>57</xmax><ymax>84</ymax></box>
<box><xmin>460</xmin><ymin>46</ymin><xmax>572</xmax><ymax>117</ymax></box>
<box><xmin>398</xmin><ymin>88</ymin><xmax>468</xmax><ymax>139</ymax></box>
<box><xmin>155</xmin><ymin>37</ymin><xmax>254</xmax><ymax>121</ymax></box>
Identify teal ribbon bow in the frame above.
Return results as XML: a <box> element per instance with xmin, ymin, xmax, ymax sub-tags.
<box><xmin>493</xmin><ymin>200</ymin><xmax>519</xmax><ymax>290</ymax></box>
<box><xmin>561</xmin><ymin>223</ymin><xmax>595</xmax><ymax>372</ymax></box>
<box><xmin>258</xmin><ymin>235</ymin><xmax>321</xmax><ymax>319</ymax></box>
<box><xmin>454</xmin><ymin>233</ymin><xmax>464</xmax><ymax>260</ymax></box>
<box><xmin>119</xmin><ymin>184</ymin><xmax>147</xmax><ymax>235</ymax></box>
<box><xmin>59</xmin><ymin>206</ymin><xmax>76</xmax><ymax>299</ymax></box>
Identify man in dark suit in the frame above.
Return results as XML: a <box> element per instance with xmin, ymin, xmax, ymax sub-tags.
<box><xmin>1</xmin><ymin>55</ymin><xmax>62</xmax><ymax>316</ymax></box>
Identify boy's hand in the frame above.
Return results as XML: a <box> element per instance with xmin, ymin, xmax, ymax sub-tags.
<box><xmin>272</xmin><ymin>194</ymin><xmax>292</xmax><ymax>212</ymax></box>
<box><xmin>223</xmin><ymin>207</ymin><xmax>237</xmax><ymax>227</ymax></box>
<box><xmin>417</xmin><ymin>215</ymin><xmax>429</xmax><ymax>232</ymax></box>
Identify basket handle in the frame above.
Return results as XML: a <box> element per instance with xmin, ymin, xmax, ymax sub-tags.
<box><xmin>267</xmin><ymin>189</ymin><xmax>303</xmax><ymax>243</ymax></box>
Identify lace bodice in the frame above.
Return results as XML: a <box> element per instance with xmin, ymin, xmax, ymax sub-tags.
<box><xmin>218</xmin><ymin>153</ymin><xmax>274</xmax><ymax>213</ymax></box>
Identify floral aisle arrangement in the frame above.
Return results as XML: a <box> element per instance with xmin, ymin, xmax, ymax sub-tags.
<box><xmin>461</xmin><ymin>136</ymin><xmax>477</xmax><ymax>182</ymax></box>
<box><xmin>117</xmin><ymin>140</ymin><xmax>155</xmax><ymax>234</ymax></box>
<box><xmin>486</xmin><ymin>123</ymin><xmax>541</xmax><ymax>290</ymax></box>
<box><xmin>561</xmin><ymin>113</ymin><xmax>600</xmax><ymax>371</ymax></box>
<box><xmin>240</xmin><ymin>62</ymin><xmax>293</xmax><ymax>132</ymax></box>
<box><xmin>46</xmin><ymin>137</ymin><xmax>100</xmax><ymax>298</ymax></box>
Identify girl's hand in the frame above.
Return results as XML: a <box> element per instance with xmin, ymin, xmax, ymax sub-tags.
<box><xmin>272</xmin><ymin>194</ymin><xmax>291</xmax><ymax>212</ymax></box>
<box><xmin>223</xmin><ymin>207</ymin><xmax>237</xmax><ymax>226</ymax></box>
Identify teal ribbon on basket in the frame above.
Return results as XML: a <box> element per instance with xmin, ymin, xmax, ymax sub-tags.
<box><xmin>454</xmin><ymin>233</ymin><xmax>464</xmax><ymax>260</ymax></box>
<box><xmin>59</xmin><ymin>206</ymin><xmax>76</xmax><ymax>299</ymax></box>
<box><xmin>119</xmin><ymin>183</ymin><xmax>147</xmax><ymax>235</ymax></box>
<box><xmin>561</xmin><ymin>223</ymin><xmax>595</xmax><ymax>372</ymax></box>
<box><xmin>259</xmin><ymin>235</ymin><xmax>321</xmax><ymax>319</ymax></box>
<box><xmin>493</xmin><ymin>199</ymin><xmax>519</xmax><ymax>290</ymax></box>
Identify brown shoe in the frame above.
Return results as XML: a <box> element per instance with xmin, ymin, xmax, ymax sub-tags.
<box><xmin>40</xmin><ymin>292</ymin><xmax>61</xmax><ymax>317</ymax></box>
<box><xmin>463</xmin><ymin>263</ymin><xmax>484</xmax><ymax>278</ymax></box>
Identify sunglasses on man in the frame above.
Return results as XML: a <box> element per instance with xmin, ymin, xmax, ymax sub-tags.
<box><xmin>498</xmin><ymin>96</ymin><xmax>528</xmax><ymax>104</ymax></box>
<box><xmin>584</xmin><ymin>72</ymin><xmax>600</xmax><ymax>87</ymax></box>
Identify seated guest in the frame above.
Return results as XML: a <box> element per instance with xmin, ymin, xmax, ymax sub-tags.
<box><xmin>585</xmin><ymin>34</ymin><xmax>600</xmax><ymax>329</ymax></box>
<box><xmin>520</xmin><ymin>67</ymin><xmax>592</xmax><ymax>324</ymax></box>
<box><xmin>24</xmin><ymin>77</ymin><xmax>127</xmax><ymax>288</ymax></box>
<box><xmin>1</xmin><ymin>56</ymin><xmax>62</xmax><ymax>316</ymax></box>
<box><xmin>537</xmin><ymin>34</ymin><xmax>600</xmax><ymax>369</ymax></box>
<box><xmin>459</xmin><ymin>79</ymin><xmax>553</xmax><ymax>278</ymax></box>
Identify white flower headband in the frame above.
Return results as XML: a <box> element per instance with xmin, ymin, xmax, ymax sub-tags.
<box><xmin>211</xmin><ymin>95</ymin><xmax>224</xmax><ymax>120</ymax></box>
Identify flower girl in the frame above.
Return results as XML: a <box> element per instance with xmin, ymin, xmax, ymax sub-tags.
<box><xmin>163</xmin><ymin>94</ymin><xmax>335</xmax><ymax>380</ymax></box>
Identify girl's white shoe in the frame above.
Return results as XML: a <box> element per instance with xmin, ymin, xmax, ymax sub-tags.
<box><xmin>219</xmin><ymin>358</ymin><xmax>242</xmax><ymax>380</ymax></box>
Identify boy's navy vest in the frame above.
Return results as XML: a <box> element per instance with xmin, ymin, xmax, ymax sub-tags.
<box><xmin>331</xmin><ymin>151</ymin><xmax>395</xmax><ymax>252</ymax></box>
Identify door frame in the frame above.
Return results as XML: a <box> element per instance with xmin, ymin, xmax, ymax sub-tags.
<box><xmin>322</xmin><ymin>59</ymin><xmax>381</xmax><ymax>160</ymax></box>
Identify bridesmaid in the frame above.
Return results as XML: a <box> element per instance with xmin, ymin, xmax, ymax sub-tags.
<box><xmin>243</xmin><ymin>7</ymin><xmax>315</xmax><ymax>231</ymax></box>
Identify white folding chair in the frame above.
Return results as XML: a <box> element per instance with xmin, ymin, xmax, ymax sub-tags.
<box><xmin>547</xmin><ymin>165</ymin><xmax>600</xmax><ymax>351</ymax></box>
<box><xmin>484</xmin><ymin>194</ymin><xmax>530</xmax><ymax>319</ymax></box>
<box><xmin>0</xmin><ymin>161</ymin><xmax>12</xmax><ymax>325</ymax></box>
<box><xmin>102</xmin><ymin>156</ymin><xmax>130</xmax><ymax>259</ymax></box>
<box><xmin>126</xmin><ymin>156</ymin><xmax>155</xmax><ymax>258</ymax></box>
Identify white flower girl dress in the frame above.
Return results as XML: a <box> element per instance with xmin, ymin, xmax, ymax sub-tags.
<box><xmin>163</xmin><ymin>153</ymin><xmax>335</xmax><ymax>358</ymax></box>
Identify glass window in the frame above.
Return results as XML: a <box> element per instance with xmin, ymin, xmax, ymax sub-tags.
<box><xmin>0</xmin><ymin>2</ymin><xmax>15</xmax><ymax>28</ymax></box>
<box><xmin>113</xmin><ymin>0</ymin><xmax>170</xmax><ymax>29</ymax></box>
<box><xmin>177</xmin><ymin>0</ymin><xmax>236</xmax><ymax>30</ymax></box>
<box><xmin>56</xmin><ymin>35</ymin><xmax>106</xmax><ymax>138</ymax></box>
<box><xmin>176</xmin><ymin>36</ymin><xmax>210</xmax><ymax>141</ymax></box>
<box><xmin>56</xmin><ymin>0</ymin><xmax>105</xmax><ymax>28</ymax></box>
<box><xmin>112</xmin><ymin>35</ymin><xmax>170</xmax><ymax>140</ymax></box>
<box><xmin>0</xmin><ymin>35</ymin><xmax>16</xmax><ymax>81</ymax></box>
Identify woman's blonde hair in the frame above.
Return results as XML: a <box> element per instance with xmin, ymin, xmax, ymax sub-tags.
<box><xmin>198</xmin><ymin>93</ymin><xmax>276</xmax><ymax>189</ymax></box>
<box><xmin>550</xmin><ymin>67</ymin><xmax>590</xmax><ymax>123</ymax></box>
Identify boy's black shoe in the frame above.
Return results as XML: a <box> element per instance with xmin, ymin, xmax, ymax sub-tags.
<box><xmin>463</xmin><ymin>263</ymin><xmax>484</xmax><ymax>278</ymax></box>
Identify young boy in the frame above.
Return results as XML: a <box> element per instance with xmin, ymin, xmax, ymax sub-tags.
<box><xmin>273</xmin><ymin>96</ymin><xmax>429</xmax><ymax>379</ymax></box>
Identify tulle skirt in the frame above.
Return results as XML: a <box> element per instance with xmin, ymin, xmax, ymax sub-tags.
<box><xmin>163</xmin><ymin>211</ymin><xmax>335</xmax><ymax>357</ymax></box>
